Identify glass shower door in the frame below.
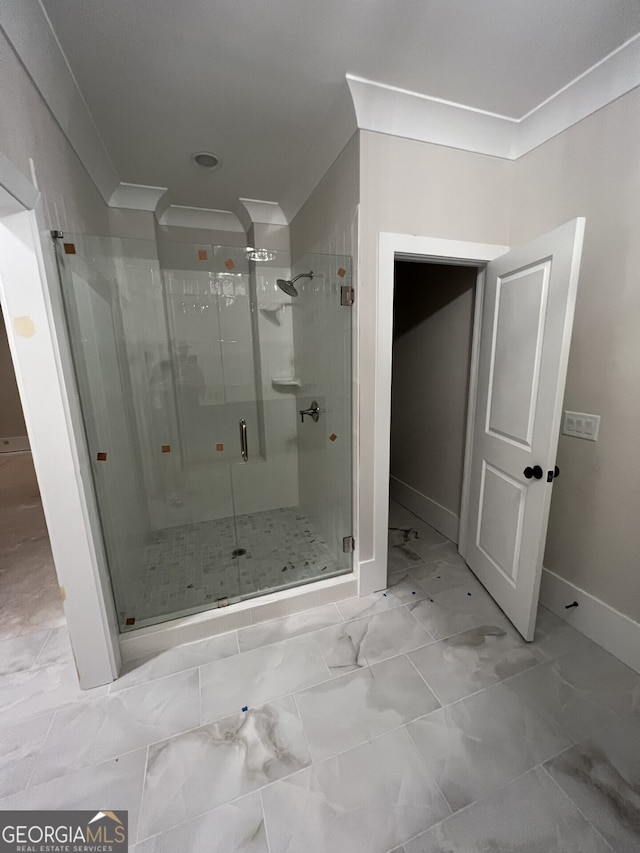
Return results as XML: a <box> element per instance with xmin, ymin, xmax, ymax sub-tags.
<box><xmin>158</xmin><ymin>242</ymin><xmax>259</xmax><ymax>604</ymax></box>
<box><xmin>55</xmin><ymin>234</ymin><xmax>354</xmax><ymax>632</ymax></box>
<box><xmin>230</xmin><ymin>251</ymin><xmax>353</xmax><ymax>598</ymax></box>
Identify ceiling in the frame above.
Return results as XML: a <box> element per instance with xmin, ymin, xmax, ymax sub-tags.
<box><xmin>40</xmin><ymin>0</ymin><xmax>640</xmax><ymax>221</ymax></box>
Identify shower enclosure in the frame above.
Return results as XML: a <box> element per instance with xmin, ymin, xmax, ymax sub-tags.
<box><xmin>54</xmin><ymin>234</ymin><xmax>353</xmax><ymax>632</ymax></box>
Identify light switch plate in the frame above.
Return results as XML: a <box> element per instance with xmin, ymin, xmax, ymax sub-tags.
<box><xmin>562</xmin><ymin>410</ymin><xmax>600</xmax><ymax>441</ymax></box>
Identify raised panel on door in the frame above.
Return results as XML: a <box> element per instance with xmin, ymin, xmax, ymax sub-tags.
<box><xmin>486</xmin><ymin>262</ymin><xmax>550</xmax><ymax>448</ymax></box>
<box><xmin>476</xmin><ymin>462</ymin><xmax>527</xmax><ymax>586</ymax></box>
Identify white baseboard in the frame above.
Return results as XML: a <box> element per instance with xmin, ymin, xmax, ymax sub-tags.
<box><xmin>390</xmin><ymin>476</ymin><xmax>459</xmax><ymax>543</ymax></box>
<box><xmin>0</xmin><ymin>435</ymin><xmax>30</xmax><ymax>453</ymax></box>
<box><xmin>540</xmin><ymin>567</ymin><xmax>640</xmax><ymax>675</ymax></box>
<box><xmin>358</xmin><ymin>557</ymin><xmax>382</xmax><ymax>595</ymax></box>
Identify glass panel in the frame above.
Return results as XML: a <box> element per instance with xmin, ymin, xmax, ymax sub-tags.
<box><xmin>54</xmin><ymin>235</ymin><xmax>353</xmax><ymax>632</ymax></box>
<box><xmin>231</xmin><ymin>251</ymin><xmax>353</xmax><ymax>597</ymax></box>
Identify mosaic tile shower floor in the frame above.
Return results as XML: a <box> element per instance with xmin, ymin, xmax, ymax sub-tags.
<box><xmin>127</xmin><ymin>507</ymin><xmax>345</xmax><ymax>627</ymax></box>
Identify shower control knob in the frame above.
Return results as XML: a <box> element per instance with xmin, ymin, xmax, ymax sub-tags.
<box><xmin>300</xmin><ymin>401</ymin><xmax>320</xmax><ymax>423</ymax></box>
<box><xmin>523</xmin><ymin>465</ymin><xmax>543</xmax><ymax>480</ymax></box>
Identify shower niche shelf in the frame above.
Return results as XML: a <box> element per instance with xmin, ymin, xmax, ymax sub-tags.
<box><xmin>271</xmin><ymin>377</ymin><xmax>302</xmax><ymax>390</ymax></box>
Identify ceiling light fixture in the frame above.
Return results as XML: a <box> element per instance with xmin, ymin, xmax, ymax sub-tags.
<box><xmin>245</xmin><ymin>247</ymin><xmax>276</xmax><ymax>262</ymax></box>
<box><xmin>191</xmin><ymin>151</ymin><xmax>222</xmax><ymax>170</ymax></box>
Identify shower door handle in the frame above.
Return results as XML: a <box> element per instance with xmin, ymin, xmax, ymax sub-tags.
<box><xmin>239</xmin><ymin>419</ymin><xmax>248</xmax><ymax>461</ymax></box>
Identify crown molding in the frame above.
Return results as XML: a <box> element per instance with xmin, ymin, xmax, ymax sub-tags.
<box><xmin>347</xmin><ymin>33</ymin><xmax>640</xmax><ymax>161</ymax></box>
<box><xmin>108</xmin><ymin>182</ymin><xmax>168</xmax><ymax>212</ymax></box>
<box><xmin>3</xmin><ymin>2</ymin><xmax>639</xmax><ymax>221</ymax></box>
<box><xmin>514</xmin><ymin>33</ymin><xmax>640</xmax><ymax>157</ymax></box>
<box><xmin>158</xmin><ymin>205</ymin><xmax>244</xmax><ymax>232</ymax></box>
<box><xmin>347</xmin><ymin>75</ymin><xmax>516</xmax><ymax>158</ymax></box>
<box><xmin>109</xmin><ymin>184</ymin><xmax>246</xmax><ymax>233</ymax></box>
<box><xmin>237</xmin><ymin>198</ymin><xmax>288</xmax><ymax>230</ymax></box>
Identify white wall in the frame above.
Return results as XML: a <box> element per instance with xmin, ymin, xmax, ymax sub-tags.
<box><xmin>155</xmin><ymin>242</ymin><xmax>299</xmax><ymax>522</ymax></box>
<box><xmin>289</xmin><ymin>134</ymin><xmax>359</xmax><ymax>258</ymax></box>
<box><xmin>390</xmin><ymin>262</ymin><xmax>476</xmax><ymax>527</ymax></box>
<box><xmin>236</xmin><ymin>258</ymin><xmax>299</xmax><ymax>516</ymax></box>
<box><xmin>358</xmin><ymin>131</ymin><xmax>513</xmax><ymax>565</ymax></box>
<box><xmin>510</xmin><ymin>87</ymin><xmax>640</xmax><ymax>623</ymax></box>
<box><xmin>359</xmin><ymin>89</ymin><xmax>640</xmax><ymax>626</ymax></box>
<box><xmin>156</xmin><ymin>224</ymin><xmax>247</xmax><ymax>249</ymax></box>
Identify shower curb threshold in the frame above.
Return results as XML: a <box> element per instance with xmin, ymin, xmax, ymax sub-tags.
<box><xmin>118</xmin><ymin>572</ymin><xmax>358</xmax><ymax>662</ymax></box>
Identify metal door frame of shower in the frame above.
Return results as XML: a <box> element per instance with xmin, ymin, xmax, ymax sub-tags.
<box><xmin>0</xmin><ymin>154</ymin><xmax>121</xmax><ymax>687</ymax></box>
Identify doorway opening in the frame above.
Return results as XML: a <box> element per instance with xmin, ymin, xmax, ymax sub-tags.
<box><xmin>0</xmin><ymin>305</ymin><xmax>65</xmax><ymax>640</ymax></box>
<box><xmin>389</xmin><ymin>260</ymin><xmax>479</xmax><ymax>555</ymax></box>
<box><xmin>378</xmin><ymin>222</ymin><xmax>584</xmax><ymax>641</ymax></box>
<box><xmin>0</xmin><ymin>305</ymin><xmax>29</xmax><ymax>455</ymax></box>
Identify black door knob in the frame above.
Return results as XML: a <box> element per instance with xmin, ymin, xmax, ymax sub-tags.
<box><xmin>554</xmin><ymin>466</ymin><xmax>560</xmax><ymax>478</ymax></box>
<box><xmin>524</xmin><ymin>465</ymin><xmax>543</xmax><ymax>480</ymax></box>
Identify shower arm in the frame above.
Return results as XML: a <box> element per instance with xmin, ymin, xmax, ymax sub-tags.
<box><xmin>290</xmin><ymin>272</ymin><xmax>314</xmax><ymax>284</ymax></box>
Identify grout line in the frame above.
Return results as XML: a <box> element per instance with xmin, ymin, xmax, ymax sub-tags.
<box><xmin>134</xmin><ymin>780</ymin><xmax>275</xmax><ymax>847</ymax></box>
<box><xmin>109</xmin><ymin>662</ymin><xmax>204</xmax><ymax>696</ymax></box>
<box><xmin>19</xmin><ymin>741</ymin><xmax>152</xmax><ymax>800</ymax></box>
<box><xmin>434</xmin><ymin>658</ymin><xmax>546</xmax><ymax>711</ymax></box>
<box><xmin>398</xmin><ymin>762</ymin><xmax>554</xmax><ymax>847</ymax></box>
<box><xmin>135</xmin><ymin>744</ymin><xmax>151</xmax><ymax>845</ymax></box>
<box><xmin>401</xmin><ymin>601</ymin><xmax>438</xmax><ymax>640</ymax></box>
<box><xmin>308</xmin><ymin>635</ymin><xmax>335</xmax><ymax>683</ymax></box>
<box><xmin>401</xmin><ymin>723</ymin><xmax>454</xmax><ymax>823</ymax></box>
<box><xmin>259</xmin><ymin>788</ymin><xmax>273</xmax><ymax>853</ymax></box>
<box><xmin>22</xmin><ymin>710</ymin><xmax>58</xmax><ymax>792</ymax></box>
<box><xmin>403</xmin><ymin>652</ymin><xmax>444</xmax><ymax>705</ymax></box>
<box><xmin>237</xmin><ymin>605</ymin><xmax>345</xmax><ymax>654</ymax></box>
<box><xmin>539</xmin><ymin>763</ymin><xmax>617</xmax><ymax>851</ymax></box>
<box><xmin>232</xmin><ymin>629</ymin><xmax>241</xmax><ymax>655</ymax></box>
<box><xmin>31</xmin><ymin>629</ymin><xmax>54</xmax><ymax>669</ymax></box>
<box><xmin>292</xmin><ymin>691</ymin><xmax>315</xmax><ymax>763</ymax></box>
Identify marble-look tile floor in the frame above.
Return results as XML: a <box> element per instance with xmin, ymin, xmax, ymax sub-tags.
<box><xmin>0</xmin><ymin>452</ymin><xmax>66</xmax><ymax>641</ymax></box>
<box><xmin>1</xmin><ymin>498</ymin><xmax>639</xmax><ymax>851</ymax></box>
<box><xmin>129</xmin><ymin>506</ymin><xmax>345</xmax><ymax>628</ymax></box>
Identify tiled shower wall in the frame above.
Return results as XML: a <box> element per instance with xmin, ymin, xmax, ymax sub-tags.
<box><xmin>231</xmin><ymin>261</ymin><xmax>299</xmax><ymax>516</ymax></box>
<box><xmin>65</xmin><ymin>236</ymin><xmax>302</xmax><ymax>566</ymax></box>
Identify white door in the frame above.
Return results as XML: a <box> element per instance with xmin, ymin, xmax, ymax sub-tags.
<box><xmin>463</xmin><ymin>218</ymin><xmax>585</xmax><ymax>640</ymax></box>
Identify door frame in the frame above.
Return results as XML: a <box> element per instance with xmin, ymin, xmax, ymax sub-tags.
<box><xmin>371</xmin><ymin>232</ymin><xmax>509</xmax><ymax>593</ymax></box>
<box><xmin>0</xmin><ymin>153</ymin><xmax>120</xmax><ymax>686</ymax></box>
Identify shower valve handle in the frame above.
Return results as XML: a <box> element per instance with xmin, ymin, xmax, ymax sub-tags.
<box><xmin>300</xmin><ymin>401</ymin><xmax>320</xmax><ymax>423</ymax></box>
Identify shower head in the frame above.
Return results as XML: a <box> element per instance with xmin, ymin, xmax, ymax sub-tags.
<box><xmin>276</xmin><ymin>279</ymin><xmax>299</xmax><ymax>297</ymax></box>
<box><xmin>276</xmin><ymin>271</ymin><xmax>313</xmax><ymax>297</ymax></box>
